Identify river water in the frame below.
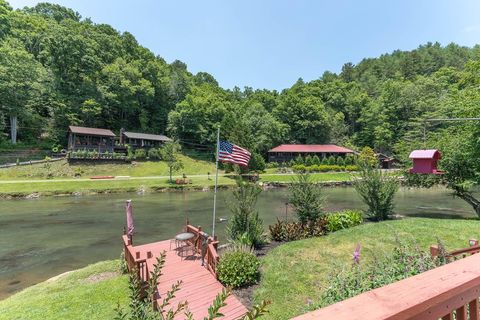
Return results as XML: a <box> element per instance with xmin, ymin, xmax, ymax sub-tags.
<box><xmin>0</xmin><ymin>187</ymin><xmax>474</xmax><ymax>299</ymax></box>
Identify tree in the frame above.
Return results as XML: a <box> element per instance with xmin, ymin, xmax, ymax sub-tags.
<box><xmin>289</xmin><ymin>173</ymin><xmax>325</xmax><ymax>224</ymax></box>
<box><xmin>248</xmin><ymin>153</ymin><xmax>266</xmax><ymax>172</ymax></box>
<box><xmin>358</xmin><ymin>146</ymin><xmax>377</xmax><ymax>167</ymax></box>
<box><xmin>159</xmin><ymin>141</ymin><xmax>184</xmax><ymax>183</ymax></box>
<box><xmin>353</xmin><ymin>161</ymin><xmax>399</xmax><ymax>220</ymax></box>
<box><xmin>0</xmin><ymin>38</ymin><xmax>48</xmax><ymax>144</ymax></box>
<box><xmin>274</xmin><ymin>82</ymin><xmax>331</xmax><ymax>143</ymax></box>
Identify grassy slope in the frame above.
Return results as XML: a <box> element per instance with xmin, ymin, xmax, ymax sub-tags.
<box><xmin>254</xmin><ymin>218</ymin><xmax>480</xmax><ymax>320</ymax></box>
<box><xmin>0</xmin><ymin>157</ymin><xmax>353</xmax><ymax>196</ymax></box>
<box><xmin>0</xmin><ymin>155</ymin><xmax>216</xmax><ymax>180</ymax></box>
<box><xmin>0</xmin><ymin>176</ymin><xmax>235</xmax><ymax>196</ymax></box>
<box><xmin>0</xmin><ymin>260</ymin><xmax>128</xmax><ymax>320</ymax></box>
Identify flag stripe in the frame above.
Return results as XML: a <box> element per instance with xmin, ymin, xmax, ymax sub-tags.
<box><xmin>218</xmin><ymin>140</ymin><xmax>251</xmax><ymax>167</ymax></box>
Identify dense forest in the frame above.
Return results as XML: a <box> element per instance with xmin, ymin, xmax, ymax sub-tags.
<box><xmin>1</xmin><ymin>0</ymin><xmax>480</xmax><ymax>162</ymax></box>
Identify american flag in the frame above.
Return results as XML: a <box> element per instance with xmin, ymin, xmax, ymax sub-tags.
<box><xmin>218</xmin><ymin>141</ymin><xmax>251</xmax><ymax>167</ymax></box>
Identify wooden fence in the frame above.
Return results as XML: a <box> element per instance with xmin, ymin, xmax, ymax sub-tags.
<box><xmin>294</xmin><ymin>249</ymin><xmax>480</xmax><ymax>320</ymax></box>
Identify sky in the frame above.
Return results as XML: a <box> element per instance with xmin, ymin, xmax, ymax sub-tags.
<box><xmin>8</xmin><ymin>0</ymin><xmax>480</xmax><ymax>90</ymax></box>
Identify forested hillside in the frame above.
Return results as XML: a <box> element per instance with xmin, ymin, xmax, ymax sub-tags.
<box><xmin>1</xmin><ymin>0</ymin><xmax>480</xmax><ymax>161</ymax></box>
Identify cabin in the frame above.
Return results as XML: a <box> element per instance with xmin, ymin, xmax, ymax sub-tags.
<box><xmin>67</xmin><ymin>126</ymin><xmax>116</xmax><ymax>153</ymax></box>
<box><xmin>409</xmin><ymin>149</ymin><xmax>443</xmax><ymax>174</ymax></box>
<box><xmin>377</xmin><ymin>153</ymin><xmax>397</xmax><ymax>169</ymax></box>
<box><xmin>268</xmin><ymin>144</ymin><xmax>354</xmax><ymax>163</ymax></box>
<box><xmin>120</xmin><ymin>130</ymin><xmax>172</xmax><ymax>149</ymax></box>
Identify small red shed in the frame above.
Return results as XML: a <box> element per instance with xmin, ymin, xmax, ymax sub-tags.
<box><xmin>409</xmin><ymin>149</ymin><xmax>443</xmax><ymax>174</ymax></box>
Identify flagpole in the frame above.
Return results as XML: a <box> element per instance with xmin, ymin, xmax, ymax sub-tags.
<box><xmin>212</xmin><ymin>126</ymin><xmax>220</xmax><ymax>238</ymax></box>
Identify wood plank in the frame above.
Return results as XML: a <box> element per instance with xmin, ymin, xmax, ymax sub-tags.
<box><xmin>127</xmin><ymin>236</ymin><xmax>246</xmax><ymax>320</ymax></box>
<box><xmin>293</xmin><ymin>253</ymin><xmax>480</xmax><ymax>320</ymax></box>
<box><xmin>470</xmin><ymin>299</ymin><xmax>480</xmax><ymax>320</ymax></box>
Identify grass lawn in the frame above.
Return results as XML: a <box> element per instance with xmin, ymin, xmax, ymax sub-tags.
<box><xmin>0</xmin><ymin>155</ymin><xmax>217</xmax><ymax>180</ymax></box>
<box><xmin>0</xmin><ymin>176</ymin><xmax>235</xmax><ymax>197</ymax></box>
<box><xmin>0</xmin><ymin>260</ymin><xmax>128</xmax><ymax>320</ymax></box>
<box><xmin>254</xmin><ymin>218</ymin><xmax>480</xmax><ymax>319</ymax></box>
<box><xmin>259</xmin><ymin>172</ymin><xmax>352</xmax><ymax>183</ymax></box>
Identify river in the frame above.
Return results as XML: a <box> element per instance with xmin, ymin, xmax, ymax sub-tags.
<box><xmin>0</xmin><ymin>186</ymin><xmax>474</xmax><ymax>299</ymax></box>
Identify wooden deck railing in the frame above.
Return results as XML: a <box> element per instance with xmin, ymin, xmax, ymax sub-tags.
<box><xmin>431</xmin><ymin>239</ymin><xmax>480</xmax><ymax>261</ymax></box>
<box><xmin>185</xmin><ymin>224</ymin><xmax>220</xmax><ymax>277</ymax></box>
<box><xmin>122</xmin><ymin>235</ymin><xmax>150</xmax><ymax>283</ymax></box>
<box><xmin>293</xmin><ymin>252</ymin><xmax>480</xmax><ymax>320</ymax></box>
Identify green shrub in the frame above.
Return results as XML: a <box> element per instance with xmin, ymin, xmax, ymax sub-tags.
<box><xmin>289</xmin><ymin>173</ymin><xmax>325</xmax><ymax>224</ymax></box>
<box><xmin>249</xmin><ymin>153</ymin><xmax>266</xmax><ymax>172</ymax></box>
<box><xmin>321</xmin><ymin>157</ymin><xmax>328</xmax><ymax>165</ymax></box>
<box><xmin>147</xmin><ymin>148</ymin><xmax>159</xmax><ymax>160</ymax></box>
<box><xmin>305</xmin><ymin>155</ymin><xmax>314</xmax><ymax>166</ymax></box>
<box><xmin>345</xmin><ymin>154</ymin><xmax>355</xmax><ymax>165</ymax></box>
<box><xmin>354</xmin><ymin>162</ymin><xmax>399</xmax><ymax>220</ymax></box>
<box><xmin>345</xmin><ymin>165</ymin><xmax>358</xmax><ymax>171</ymax></box>
<box><xmin>134</xmin><ymin>148</ymin><xmax>147</xmax><ymax>160</ymax></box>
<box><xmin>292</xmin><ymin>164</ymin><xmax>307</xmax><ymax>172</ymax></box>
<box><xmin>217</xmin><ymin>247</ymin><xmax>260</xmax><ymax>288</ymax></box>
<box><xmin>325</xmin><ymin>210</ymin><xmax>363</xmax><ymax>233</ymax></box>
<box><xmin>336</xmin><ymin>157</ymin><xmax>345</xmax><ymax>166</ymax></box>
<box><xmin>269</xmin><ymin>218</ymin><xmax>327</xmax><ymax>242</ymax></box>
<box><xmin>312</xmin><ymin>155</ymin><xmax>321</xmax><ymax>165</ymax></box>
<box><xmin>266</xmin><ymin>162</ymin><xmax>278</xmax><ymax>169</ymax></box>
<box><xmin>294</xmin><ymin>155</ymin><xmax>304</xmax><ymax>165</ymax></box>
<box><xmin>226</xmin><ymin>181</ymin><xmax>265</xmax><ymax>248</ymax></box>
<box><xmin>327</xmin><ymin>155</ymin><xmax>336</xmax><ymax>165</ymax></box>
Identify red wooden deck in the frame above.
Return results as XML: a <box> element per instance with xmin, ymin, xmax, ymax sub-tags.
<box><xmin>133</xmin><ymin>239</ymin><xmax>248</xmax><ymax>319</ymax></box>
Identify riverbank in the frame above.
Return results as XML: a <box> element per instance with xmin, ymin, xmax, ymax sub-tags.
<box><xmin>2</xmin><ymin>218</ymin><xmax>479</xmax><ymax>320</ymax></box>
<box><xmin>0</xmin><ymin>172</ymin><xmax>354</xmax><ymax>199</ymax></box>
<box><xmin>0</xmin><ymin>158</ymin><xmax>355</xmax><ymax>198</ymax></box>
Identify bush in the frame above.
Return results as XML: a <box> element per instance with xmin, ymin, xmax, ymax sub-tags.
<box><xmin>293</xmin><ymin>164</ymin><xmax>347</xmax><ymax>172</ymax></box>
<box><xmin>345</xmin><ymin>165</ymin><xmax>358</xmax><ymax>172</ymax></box>
<box><xmin>147</xmin><ymin>148</ymin><xmax>160</xmax><ymax>160</ymax></box>
<box><xmin>217</xmin><ymin>247</ymin><xmax>260</xmax><ymax>288</ymax></box>
<box><xmin>294</xmin><ymin>155</ymin><xmax>304</xmax><ymax>165</ymax></box>
<box><xmin>289</xmin><ymin>173</ymin><xmax>325</xmax><ymax>224</ymax></box>
<box><xmin>325</xmin><ymin>210</ymin><xmax>363</xmax><ymax>233</ymax></box>
<box><xmin>269</xmin><ymin>217</ymin><xmax>327</xmax><ymax>242</ymax></box>
<box><xmin>134</xmin><ymin>148</ymin><xmax>147</xmax><ymax>160</ymax></box>
<box><xmin>326</xmin><ymin>155</ymin><xmax>336</xmax><ymax>165</ymax></box>
<box><xmin>353</xmin><ymin>162</ymin><xmax>399</xmax><ymax>220</ymax></box>
<box><xmin>305</xmin><ymin>155</ymin><xmax>314</xmax><ymax>166</ymax></box>
<box><xmin>249</xmin><ymin>153</ymin><xmax>266</xmax><ymax>172</ymax></box>
<box><xmin>312</xmin><ymin>155</ymin><xmax>321</xmax><ymax>165</ymax></box>
<box><xmin>226</xmin><ymin>181</ymin><xmax>265</xmax><ymax>248</ymax></box>
<box><xmin>345</xmin><ymin>154</ymin><xmax>355</xmax><ymax>165</ymax></box>
<box><xmin>358</xmin><ymin>146</ymin><xmax>377</xmax><ymax>167</ymax></box>
<box><xmin>292</xmin><ymin>164</ymin><xmax>307</xmax><ymax>172</ymax></box>
<box><xmin>317</xmin><ymin>165</ymin><xmax>342</xmax><ymax>172</ymax></box>
<box><xmin>336</xmin><ymin>157</ymin><xmax>345</xmax><ymax>166</ymax></box>
<box><xmin>266</xmin><ymin>162</ymin><xmax>278</xmax><ymax>169</ymax></box>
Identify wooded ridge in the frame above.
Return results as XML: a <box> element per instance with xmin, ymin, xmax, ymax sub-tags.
<box><xmin>1</xmin><ymin>1</ymin><xmax>480</xmax><ymax>162</ymax></box>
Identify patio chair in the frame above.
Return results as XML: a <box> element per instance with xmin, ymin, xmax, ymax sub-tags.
<box><xmin>178</xmin><ymin>233</ymin><xmax>200</xmax><ymax>260</ymax></box>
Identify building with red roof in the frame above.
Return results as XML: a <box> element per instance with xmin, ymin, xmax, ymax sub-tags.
<box><xmin>267</xmin><ymin>144</ymin><xmax>354</xmax><ymax>163</ymax></box>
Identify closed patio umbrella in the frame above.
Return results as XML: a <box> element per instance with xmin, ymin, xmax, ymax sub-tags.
<box><xmin>125</xmin><ymin>200</ymin><xmax>134</xmax><ymax>241</ymax></box>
